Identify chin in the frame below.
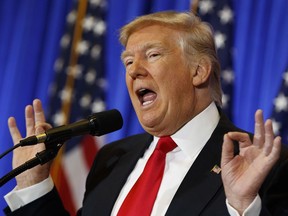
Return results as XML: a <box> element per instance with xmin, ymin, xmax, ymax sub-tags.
<box><xmin>140</xmin><ymin>118</ymin><xmax>167</xmax><ymax>136</ymax></box>
<box><xmin>140</xmin><ymin>116</ymin><xmax>158</xmax><ymax>129</ymax></box>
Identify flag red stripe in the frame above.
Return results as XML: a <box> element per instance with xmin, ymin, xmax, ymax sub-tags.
<box><xmin>56</xmin><ymin>164</ymin><xmax>77</xmax><ymax>216</ymax></box>
<box><xmin>81</xmin><ymin>135</ymin><xmax>99</xmax><ymax>168</ymax></box>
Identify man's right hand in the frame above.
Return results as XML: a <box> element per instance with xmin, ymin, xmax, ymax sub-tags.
<box><xmin>8</xmin><ymin>99</ymin><xmax>52</xmax><ymax>189</ymax></box>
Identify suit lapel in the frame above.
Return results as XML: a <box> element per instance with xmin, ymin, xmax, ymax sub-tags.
<box><xmin>82</xmin><ymin>134</ymin><xmax>153</xmax><ymax>215</ymax></box>
<box><xmin>166</xmin><ymin>112</ymin><xmax>237</xmax><ymax>216</ymax></box>
<box><xmin>83</xmin><ymin>110</ymin><xmax>240</xmax><ymax>216</ymax></box>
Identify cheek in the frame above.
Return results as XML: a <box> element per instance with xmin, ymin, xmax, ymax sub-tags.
<box><xmin>167</xmin><ymin>74</ymin><xmax>194</xmax><ymax>102</ymax></box>
<box><xmin>125</xmin><ymin>76</ymin><xmax>139</xmax><ymax>106</ymax></box>
<box><xmin>125</xmin><ymin>74</ymin><xmax>133</xmax><ymax>92</ymax></box>
<box><xmin>165</xmin><ymin>69</ymin><xmax>192</xmax><ymax>90</ymax></box>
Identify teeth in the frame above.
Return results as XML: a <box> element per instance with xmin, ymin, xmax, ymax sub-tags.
<box><xmin>137</xmin><ymin>88</ymin><xmax>156</xmax><ymax>106</ymax></box>
<box><xmin>143</xmin><ymin>100</ymin><xmax>153</xmax><ymax>106</ymax></box>
<box><xmin>138</xmin><ymin>88</ymin><xmax>147</xmax><ymax>96</ymax></box>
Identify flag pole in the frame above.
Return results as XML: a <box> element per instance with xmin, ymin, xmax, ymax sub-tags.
<box><xmin>191</xmin><ymin>0</ymin><xmax>199</xmax><ymax>14</ymax></box>
<box><xmin>50</xmin><ymin>0</ymin><xmax>88</xmax><ymax>213</ymax></box>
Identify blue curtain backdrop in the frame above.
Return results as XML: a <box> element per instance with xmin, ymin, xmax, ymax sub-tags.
<box><xmin>0</xmin><ymin>0</ymin><xmax>73</xmax><ymax>212</ymax></box>
<box><xmin>233</xmin><ymin>0</ymin><xmax>288</xmax><ymax>129</ymax></box>
<box><xmin>0</xmin><ymin>0</ymin><xmax>287</xmax><ymax>213</ymax></box>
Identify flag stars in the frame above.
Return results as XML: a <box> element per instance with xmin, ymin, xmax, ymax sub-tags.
<box><xmin>222</xmin><ymin>94</ymin><xmax>230</xmax><ymax>108</ymax></box>
<box><xmin>80</xmin><ymin>94</ymin><xmax>92</xmax><ymax>108</ymax></box>
<box><xmin>93</xmin><ymin>19</ymin><xmax>106</xmax><ymax>36</ymax></box>
<box><xmin>198</xmin><ymin>1</ymin><xmax>234</xmax><ymax>116</ymax></box>
<box><xmin>274</xmin><ymin>93</ymin><xmax>288</xmax><ymax>112</ymax></box>
<box><xmin>60</xmin><ymin>34</ymin><xmax>71</xmax><ymax>48</ymax></box>
<box><xmin>91</xmin><ymin>99</ymin><xmax>106</xmax><ymax>113</ymax></box>
<box><xmin>49</xmin><ymin>2</ymin><xmax>107</xmax><ymax>142</ymax></box>
<box><xmin>59</xmin><ymin>87</ymin><xmax>73</xmax><ymax>103</ymax></box>
<box><xmin>97</xmin><ymin>77</ymin><xmax>107</xmax><ymax>89</ymax></box>
<box><xmin>66</xmin><ymin>10</ymin><xmax>77</xmax><ymax>24</ymax></box>
<box><xmin>82</xmin><ymin>16</ymin><xmax>96</xmax><ymax>32</ymax></box>
<box><xmin>54</xmin><ymin>58</ymin><xmax>64</xmax><ymax>72</ymax></box>
<box><xmin>85</xmin><ymin>69</ymin><xmax>97</xmax><ymax>84</ymax></box>
<box><xmin>214</xmin><ymin>31</ymin><xmax>226</xmax><ymax>49</ymax></box>
<box><xmin>52</xmin><ymin>111</ymin><xmax>66</xmax><ymax>126</ymax></box>
<box><xmin>89</xmin><ymin>0</ymin><xmax>107</xmax><ymax>9</ymax></box>
<box><xmin>222</xmin><ymin>69</ymin><xmax>234</xmax><ymax>84</ymax></box>
<box><xmin>218</xmin><ymin>6</ymin><xmax>233</xmax><ymax>24</ymax></box>
<box><xmin>89</xmin><ymin>0</ymin><xmax>103</xmax><ymax>7</ymax></box>
<box><xmin>76</xmin><ymin>40</ymin><xmax>90</xmax><ymax>55</ymax></box>
<box><xmin>48</xmin><ymin>82</ymin><xmax>57</xmax><ymax>97</ymax></box>
<box><xmin>271</xmin><ymin>119</ymin><xmax>281</xmax><ymax>135</ymax></box>
<box><xmin>282</xmin><ymin>71</ymin><xmax>288</xmax><ymax>86</ymax></box>
<box><xmin>198</xmin><ymin>0</ymin><xmax>215</xmax><ymax>15</ymax></box>
<box><xmin>67</xmin><ymin>65</ymin><xmax>83</xmax><ymax>79</ymax></box>
<box><xmin>91</xmin><ymin>45</ymin><xmax>102</xmax><ymax>59</ymax></box>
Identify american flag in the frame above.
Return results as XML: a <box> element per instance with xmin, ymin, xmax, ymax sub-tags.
<box><xmin>46</xmin><ymin>0</ymin><xmax>107</xmax><ymax>215</ymax></box>
<box><xmin>271</xmin><ymin>66</ymin><xmax>288</xmax><ymax>145</ymax></box>
<box><xmin>194</xmin><ymin>0</ymin><xmax>234</xmax><ymax>119</ymax></box>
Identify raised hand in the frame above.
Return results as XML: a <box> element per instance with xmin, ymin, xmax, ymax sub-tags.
<box><xmin>8</xmin><ymin>99</ymin><xmax>52</xmax><ymax>189</ymax></box>
<box><xmin>221</xmin><ymin>110</ymin><xmax>282</xmax><ymax>214</ymax></box>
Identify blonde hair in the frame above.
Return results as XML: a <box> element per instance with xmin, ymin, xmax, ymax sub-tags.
<box><xmin>119</xmin><ymin>11</ymin><xmax>222</xmax><ymax>106</ymax></box>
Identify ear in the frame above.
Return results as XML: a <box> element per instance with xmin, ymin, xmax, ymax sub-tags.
<box><xmin>192</xmin><ymin>57</ymin><xmax>212</xmax><ymax>86</ymax></box>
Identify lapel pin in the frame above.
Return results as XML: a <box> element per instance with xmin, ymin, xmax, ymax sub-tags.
<box><xmin>211</xmin><ymin>165</ymin><xmax>221</xmax><ymax>174</ymax></box>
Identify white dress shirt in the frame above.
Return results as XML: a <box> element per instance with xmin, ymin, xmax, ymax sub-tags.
<box><xmin>5</xmin><ymin>102</ymin><xmax>261</xmax><ymax>215</ymax></box>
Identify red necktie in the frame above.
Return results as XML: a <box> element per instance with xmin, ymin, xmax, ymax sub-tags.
<box><xmin>117</xmin><ymin>136</ymin><xmax>177</xmax><ymax>216</ymax></box>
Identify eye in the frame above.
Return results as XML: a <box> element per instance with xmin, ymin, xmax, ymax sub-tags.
<box><xmin>147</xmin><ymin>52</ymin><xmax>161</xmax><ymax>61</ymax></box>
<box><xmin>124</xmin><ymin>58</ymin><xmax>133</xmax><ymax>68</ymax></box>
<box><xmin>148</xmin><ymin>52</ymin><xmax>159</xmax><ymax>58</ymax></box>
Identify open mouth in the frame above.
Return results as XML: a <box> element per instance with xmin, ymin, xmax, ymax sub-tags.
<box><xmin>137</xmin><ymin>88</ymin><xmax>157</xmax><ymax>106</ymax></box>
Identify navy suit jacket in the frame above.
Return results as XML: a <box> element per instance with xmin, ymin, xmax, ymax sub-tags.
<box><xmin>4</xmin><ymin>111</ymin><xmax>288</xmax><ymax>216</ymax></box>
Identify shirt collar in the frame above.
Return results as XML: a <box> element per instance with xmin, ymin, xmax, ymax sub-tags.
<box><xmin>154</xmin><ymin>102</ymin><xmax>220</xmax><ymax>160</ymax></box>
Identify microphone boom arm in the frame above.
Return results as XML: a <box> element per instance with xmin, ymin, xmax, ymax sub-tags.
<box><xmin>0</xmin><ymin>143</ymin><xmax>63</xmax><ymax>187</ymax></box>
<box><xmin>0</xmin><ymin>109</ymin><xmax>123</xmax><ymax>187</ymax></box>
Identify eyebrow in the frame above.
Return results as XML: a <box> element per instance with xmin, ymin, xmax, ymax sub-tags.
<box><xmin>121</xmin><ymin>42</ymin><xmax>164</xmax><ymax>61</ymax></box>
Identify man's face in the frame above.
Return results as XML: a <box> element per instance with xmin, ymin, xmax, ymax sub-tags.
<box><xmin>122</xmin><ymin>25</ymin><xmax>199</xmax><ymax>136</ymax></box>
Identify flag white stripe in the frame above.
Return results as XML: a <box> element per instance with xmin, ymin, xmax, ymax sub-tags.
<box><xmin>63</xmin><ymin>146</ymin><xmax>89</xmax><ymax>210</ymax></box>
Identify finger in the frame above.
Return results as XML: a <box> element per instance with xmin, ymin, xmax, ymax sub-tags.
<box><xmin>37</xmin><ymin>122</ymin><xmax>53</xmax><ymax>131</ymax></box>
<box><xmin>254</xmin><ymin>109</ymin><xmax>264</xmax><ymax>148</ymax></box>
<box><xmin>25</xmin><ymin>105</ymin><xmax>35</xmax><ymax>137</ymax></box>
<box><xmin>33</xmin><ymin>99</ymin><xmax>47</xmax><ymax>134</ymax></box>
<box><xmin>8</xmin><ymin>117</ymin><xmax>22</xmax><ymax>145</ymax></box>
<box><xmin>33</xmin><ymin>99</ymin><xmax>46</xmax><ymax>124</ymax></box>
<box><xmin>221</xmin><ymin>134</ymin><xmax>235</xmax><ymax>167</ymax></box>
<box><xmin>226</xmin><ymin>132</ymin><xmax>252</xmax><ymax>148</ymax></box>
<box><xmin>263</xmin><ymin>119</ymin><xmax>275</xmax><ymax>156</ymax></box>
<box><xmin>269</xmin><ymin>136</ymin><xmax>281</xmax><ymax>162</ymax></box>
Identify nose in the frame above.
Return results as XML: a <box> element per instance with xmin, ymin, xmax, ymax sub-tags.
<box><xmin>127</xmin><ymin>59</ymin><xmax>147</xmax><ymax>79</ymax></box>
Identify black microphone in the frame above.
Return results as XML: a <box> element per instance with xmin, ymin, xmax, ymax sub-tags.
<box><xmin>19</xmin><ymin>109</ymin><xmax>123</xmax><ymax>146</ymax></box>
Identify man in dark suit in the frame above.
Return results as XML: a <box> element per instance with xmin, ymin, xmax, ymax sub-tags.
<box><xmin>4</xmin><ymin>11</ymin><xmax>288</xmax><ymax>215</ymax></box>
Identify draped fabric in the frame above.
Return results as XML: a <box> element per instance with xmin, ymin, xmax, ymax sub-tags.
<box><xmin>233</xmin><ymin>0</ymin><xmax>288</xmax><ymax>132</ymax></box>
<box><xmin>0</xmin><ymin>0</ymin><xmax>72</xmax><ymax>211</ymax></box>
<box><xmin>0</xmin><ymin>0</ymin><xmax>287</xmax><ymax>213</ymax></box>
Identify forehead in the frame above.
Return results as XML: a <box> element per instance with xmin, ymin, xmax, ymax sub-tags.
<box><xmin>123</xmin><ymin>25</ymin><xmax>179</xmax><ymax>54</ymax></box>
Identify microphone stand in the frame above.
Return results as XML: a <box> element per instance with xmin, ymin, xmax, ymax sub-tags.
<box><xmin>0</xmin><ymin>143</ymin><xmax>63</xmax><ymax>187</ymax></box>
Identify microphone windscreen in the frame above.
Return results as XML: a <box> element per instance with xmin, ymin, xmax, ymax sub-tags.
<box><xmin>89</xmin><ymin>109</ymin><xmax>123</xmax><ymax>136</ymax></box>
